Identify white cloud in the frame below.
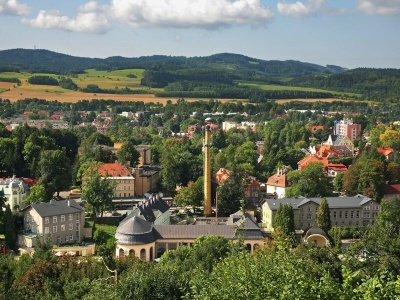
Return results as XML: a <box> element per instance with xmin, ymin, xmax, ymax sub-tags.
<box><xmin>22</xmin><ymin>1</ymin><xmax>110</xmax><ymax>34</ymax></box>
<box><xmin>357</xmin><ymin>0</ymin><xmax>400</xmax><ymax>15</ymax></box>
<box><xmin>23</xmin><ymin>0</ymin><xmax>274</xmax><ymax>33</ymax></box>
<box><xmin>277</xmin><ymin>0</ymin><xmax>325</xmax><ymax>17</ymax></box>
<box><xmin>109</xmin><ymin>0</ymin><xmax>274</xmax><ymax>29</ymax></box>
<box><xmin>0</xmin><ymin>0</ymin><xmax>30</xmax><ymax>15</ymax></box>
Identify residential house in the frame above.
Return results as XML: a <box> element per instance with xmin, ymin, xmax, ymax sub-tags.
<box><xmin>97</xmin><ymin>162</ymin><xmax>135</xmax><ymax>198</ymax></box>
<box><xmin>261</xmin><ymin>195</ymin><xmax>379</xmax><ymax>231</ymax></box>
<box><xmin>0</xmin><ymin>176</ymin><xmax>30</xmax><ymax>209</ymax></box>
<box><xmin>266</xmin><ymin>167</ymin><xmax>290</xmax><ymax>198</ymax></box>
<box><xmin>324</xmin><ymin>134</ymin><xmax>355</xmax><ymax>152</ymax></box>
<box><xmin>244</xmin><ymin>177</ymin><xmax>261</xmax><ymax>205</ymax></box>
<box><xmin>19</xmin><ymin>199</ymin><xmax>86</xmax><ymax>248</ymax></box>
<box><xmin>383</xmin><ymin>184</ymin><xmax>400</xmax><ymax>199</ymax></box>
<box><xmin>376</xmin><ymin>147</ymin><xmax>395</xmax><ymax>160</ymax></box>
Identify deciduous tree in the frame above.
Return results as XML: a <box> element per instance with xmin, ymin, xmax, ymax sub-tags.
<box><xmin>316</xmin><ymin>198</ymin><xmax>332</xmax><ymax>232</ymax></box>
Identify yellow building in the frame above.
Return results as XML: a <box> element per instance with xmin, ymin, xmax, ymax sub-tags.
<box><xmin>98</xmin><ymin>162</ymin><xmax>135</xmax><ymax>198</ymax></box>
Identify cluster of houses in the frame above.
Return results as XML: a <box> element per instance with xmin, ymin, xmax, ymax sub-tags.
<box><xmin>6</xmin><ymin>116</ymin><xmax>398</xmax><ymax>260</ymax></box>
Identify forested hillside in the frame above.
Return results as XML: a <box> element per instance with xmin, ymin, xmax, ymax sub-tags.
<box><xmin>0</xmin><ymin>49</ymin><xmax>399</xmax><ymax>102</ymax></box>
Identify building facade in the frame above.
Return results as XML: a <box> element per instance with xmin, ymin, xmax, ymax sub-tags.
<box><xmin>19</xmin><ymin>199</ymin><xmax>86</xmax><ymax>248</ymax></box>
<box><xmin>0</xmin><ymin>176</ymin><xmax>30</xmax><ymax>209</ymax></box>
<box><xmin>115</xmin><ymin>211</ymin><xmax>264</xmax><ymax>261</ymax></box>
<box><xmin>262</xmin><ymin>195</ymin><xmax>380</xmax><ymax>231</ymax></box>
<box><xmin>334</xmin><ymin>119</ymin><xmax>362</xmax><ymax>142</ymax></box>
<box><xmin>97</xmin><ymin>162</ymin><xmax>135</xmax><ymax>198</ymax></box>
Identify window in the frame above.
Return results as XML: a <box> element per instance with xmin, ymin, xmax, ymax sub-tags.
<box><xmin>307</xmin><ymin>214</ymin><xmax>312</xmax><ymax>220</ymax></box>
<box><xmin>70</xmin><ymin>234</ymin><xmax>73</xmax><ymax>241</ymax></box>
<box><xmin>45</xmin><ymin>227</ymin><xmax>49</xmax><ymax>234</ymax></box>
<box><xmin>53</xmin><ymin>216</ymin><xmax>57</xmax><ymax>223</ymax></box>
<box><xmin>333</xmin><ymin>212</ymin><xmax>337</xmax><ymax>218</ymax></box>
<box><xmin>356</xmin><ymin>211</ymin><xmax>360</xmax><ymax>218</ymax></box>
<box><xmin>26</xmin><ymin>216</ymin><xmax>30</xmax><ymax>223</ymax></box>
<box><xmin>76</xmin><ymin>213</ymin><xmax>80</xmax><ymax>221</ymax></box>
<box><xmin>76</xmin><ymin>223</ymin><xmax>79</xmax><ymax>231</ymax></box>
<box><xmin>69</xmin><ymin>223</ymin><xmax>73</xmax><ymax>230</ymax></box>
<box><xmin>301</xmin><ymin>214</ymin><xmax>304</xmax><ymax>220</ymax></box>
<box><xmin>45</xmin><ymin>217</ymin><xmax>49</xmax><ymax>224</ymax></box>
<box><xmin>339</xmin><ymin>212</ymin><xmax>342</xmax><ymax>218</ymax></box>
<box><xmin>31</xmin><ymin>225</ymin><xmax>35</xmax><ymax>233</ymax></box>
<box><xmin>308</xmin><ymin>207</ymin><xmax>312</xmax><ymax>212</ymax></box>
<box><xmin>53</xmin><ymin>226</ymin><xmax>57</xmax><ymax>233</ymax></box>
<box><xmin>61</xmin><ymin>225</ymin><xmax>65</xmax><ymax>232</ymax></box>
<box><xmin>345</xmin><ymin>211</ymin><xmax>348</xmax><ymax>218</ymax></box>
<box><xmin>61</xmin><ymin>215</ymin><xmax>65</xmax><ymax>222</ymax></box>
<box><xmin>351</xmin><ymin>211</ymin><xmax>354</xmax><ymax>218</ymax></box>
<box><xmin>69</xmin><ymin>214</ymin><xmax>73</xmax><ymax>221</ymax></box>
<box><xmin>57</xmin><ymin>236</ymin><xmax>61</xmax><ymax>244</ymax></box>
<box><xmin>65</xmin><ymin>235</ymin><xmax>69</xmax><ymax>242</ymax></box>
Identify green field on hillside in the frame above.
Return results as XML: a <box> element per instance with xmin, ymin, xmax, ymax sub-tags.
<box><xmin>75</xmin><ymin>69</ymin><xmax>145</xmax><ymax>89</ymax></box>
<box><xmin>238</xmin><ymin>81</ymin><xmax>361</xmax><ymax>97</ymax></box>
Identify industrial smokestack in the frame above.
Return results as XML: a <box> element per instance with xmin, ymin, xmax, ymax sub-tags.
<box><xmin>204</xmin><ymin>125</ymin><xmax>212</xmax><ymax>217</ymax></box>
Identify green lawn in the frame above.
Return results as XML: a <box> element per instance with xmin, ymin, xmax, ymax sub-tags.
<box><xmin>76</xmin><ymin>68</ymin><xmax>145</xmax><ymax>89</ymax></box>
<box><xmin>86</xmin><ymin>222</ymin><xmax>118</xmax><ymax>240</ymax></box>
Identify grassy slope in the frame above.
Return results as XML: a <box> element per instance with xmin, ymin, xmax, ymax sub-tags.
<box><xmin>238</xmin><ymin>81</ymin><xmax>361</xmax><ymax>97</ymax></box>
<box><xmin>0</xmin><ymin>69</ymin><xmax>357</xmax><ymax>102</ymax></box>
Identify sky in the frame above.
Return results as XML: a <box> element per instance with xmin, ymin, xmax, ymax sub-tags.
<box><xmin>0</xmin><ymin>0</ymin><xmax>399</xmax><ymax>69</ymax></box>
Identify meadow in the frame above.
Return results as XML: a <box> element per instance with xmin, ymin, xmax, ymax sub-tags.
<box><xmin>0</xmin><ymin>69</ymin><xmax>354</xmax><ymax>104</ymax></box>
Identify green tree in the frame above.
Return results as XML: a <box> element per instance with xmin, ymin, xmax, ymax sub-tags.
<box><xmin>316</xmin><ymin>198</ymin><xmax>332</xmax><ymax>232</ymax></box>
<box><xmin>273</xmin><ymin>203</ymin><xmax>295</xmax><ymax>236</ymax></box>
<box><xmin>217</xmin><ymin>167</ymin><xmax>245</xmax><ymax>216</ymax></box>
<box><xmin>173</xmin><ymin>177</ymin><xmax>203</xmax><ymax>208</ymax></box>
<box><xmin>39</xmin><ymin>149</ymin><xmax>72</xmax><ymax>199</ymax></box>
<box><xmin>81</xmin><ymin>171</ymin><xmax>115</xmax><ymax>229</ymax></box>
<box><xmin>4</xmin><ymin>204</ymin><xmax>16</xmax><ymax>249</ymax></box>
<box><xmin>286</xmin><ymin>162</ymin><xmax>332</xmax><ymax>197</ymax></box>
<box><xmin>25</xmin><ymin>184</ymin><xmax>47</xmax><ymax>205</ymax></box>
<box><xmin>116</xmin><ymin>142</ymin><xmax>140</xmax><ymax>167</ymax></box>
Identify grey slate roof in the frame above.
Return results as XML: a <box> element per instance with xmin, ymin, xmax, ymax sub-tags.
<box><xmin>264</xmin><ymin>194</ymin><xmax>373</xmax><ymax>211</ymax></box>
<box><xmin>115</xmin><ymin>211</ymin><xmax>265</xmax><ymax>246</ymax></box>
<box><xmin>303</xmin><ymin>225</ymin><xmax>329</xmax><ymax>240</ymax></box>
<box><xmin>115</xmin><ymin>216</ymin><xmax>156</xmax><ymax>245</ymax></box>
<box><xmin>26</xmin><ymin>199</ymin><xmax>83</xmax><ymax>217</ymax></box>
<box><xmin>129</xmin><ymin>194</ymin><xmax>169</xmax><ymax>223</ymax></box>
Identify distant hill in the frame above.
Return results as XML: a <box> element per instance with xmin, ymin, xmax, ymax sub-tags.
<box><xmin>0</xmin><ymin>49</ymin><xmax>398</xmax><ymax>102</ymax></box>
<box><xmin>0</xmin><ymin>48</ymin><xmax>345</xmax><ymax>77</ymax></box>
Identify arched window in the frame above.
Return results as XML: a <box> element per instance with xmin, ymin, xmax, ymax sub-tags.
<box><xmin>140</xmin><ymin>249</ymin><xmax>146</xmax><ymax>260</ymax></box>
<box><xmin>246</xmin><ymin>243</ymin><xmax>252</xmax><ymax>252</ymax></box>
<box><xmin>119</xmin><ymin>248</ymin><xmax>125</xmax><ymax>259</ymax></box>
<box><xmin>129</xmin><ymin>249</ymin><xmax>135</xmax><ymax>257</ymax></box>
<box><xmin>150</xmin><ymin>247</ymin><xmax>154</xmax><ymax>261</ymax></box>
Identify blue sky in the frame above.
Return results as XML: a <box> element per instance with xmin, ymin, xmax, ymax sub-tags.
<box><xmin>0</xmin><ymin>0</ymin><xmax>399</xmax><ymax>69</ymax></box>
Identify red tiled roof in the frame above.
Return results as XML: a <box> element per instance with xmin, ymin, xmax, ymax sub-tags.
<box><xmin>384</xmin><ymin>184</ymin><xmax>400</xmax><ymax>195</ymax></box>
<box><xmin>266</xmin><ymin>173</ymin><xmax>289</xmax><ymax>188</ymax></box>
<box><xmin>377</xmin><ymin>147</ymin><xmax>394</xmax><ymax>157</ymax></box>
<box><xmin>98</xmin><ymin>162</ymin><xmax>133</xmax><ymax>177</ymax></box>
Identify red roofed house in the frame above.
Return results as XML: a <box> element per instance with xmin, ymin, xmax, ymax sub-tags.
<box><xmin>383</xmin><ymin>184</ymin><xmax>400</xmax><ymax>199</ymax></box>
<box><xmin>97</xmin><ymin>162</ymin><xmax>135</xmax><ymax>198</ymax></box>
<box><xmin>244</xmin><ymin>177</ymin><xmax>261</xmax><ymax>205</ymax></box>
<box><xmin>212</xmin><ymin>168</ymin><xmax>231</xmax><ymax>185</ymax></box>
<box><xmin>298</xmin><ymin>155</ymin><xmax>347</xmax><ymax>177</ymax></box>
<box><xmin>266</xmin><ymin>167</ymin><xmax>291</xmax><ymax>199</ymax></box>
<box><xmin>376</xmin><ymin>147</ymin><xmax>395</xmax><ymax>160</ymax></box>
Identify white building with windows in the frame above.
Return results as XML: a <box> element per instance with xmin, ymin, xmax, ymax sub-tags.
<box><xmin>0</xmin><ymin>176</ymin><xmax>30</xmax><ymax>209</ymax></box>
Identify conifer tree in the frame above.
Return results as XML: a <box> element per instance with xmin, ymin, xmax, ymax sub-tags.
<box><xmin>4</xmin><ymin>204</ymin><xmax>16</xmax><ymax>250</ymax></box>
<box><xmin>273</xmin><ymin>203</ymin><xmax>295</xmax><ymax>236</ymax></box>
<box><xmin>316</xmin><ymin>198</ymin><xmax>332</xmax><ymax>232</ymax></box>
